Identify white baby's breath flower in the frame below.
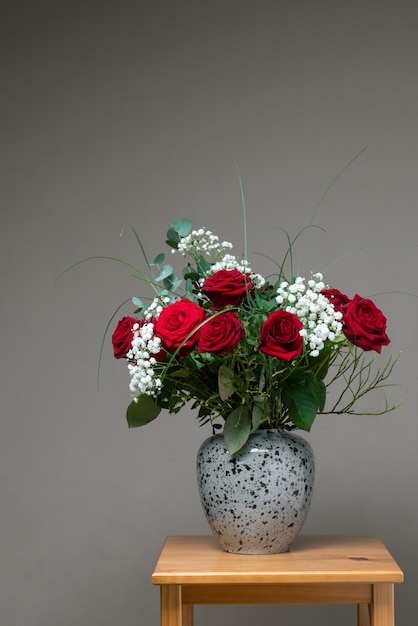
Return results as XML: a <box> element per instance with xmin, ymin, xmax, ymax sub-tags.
<box><xmin>144</xmin><ymin>296</ymin><xmax>171</xmax><ymax>321</ymax></box>
<box><xmin>210</xmin><ymin>254</ymin><xmax>250</xmax><ymax>273</ymax></box>
<box><xmin>175</xmin><ymin>225</ymin><xmax>266</xmax><ymax>287</ymax></box>
<box><xmin>275</xmin><ymin>274</ymin><xmax>343</xmax><ymax>356</ymax></box>
<box><xmin>175</xmin><ymin>228</ymin><xmax>233</xmax><ymax>261</ymax></box>
<box><xmin>127</xmin><ymin>322</ymin><xmax>164</xmax><ymax>399</ymax></box>
<box><xmin>250</xmin><ymin>273</ymin><xmax>266</xmax><ymax>289</ymax></box>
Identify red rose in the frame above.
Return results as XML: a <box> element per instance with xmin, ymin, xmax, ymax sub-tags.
<box><xmin>112</xmin><ymin>316</ymin><xmax>138</xmax><ymax>359</ymax></box>
<box><xmin>201</xmin><ymin>269</ymin><xmax>253</xmax><ymax>307</ymax></box>
<box><xmin>155</xmin><ymin>299</ymin><xmax>206</xmax><ymax>356</ymax></box>
<box><xmin>259</xmin><ymin>310</ymin><xmax>304</xmax><ymax>361</ymax></box>
<box><xmin>321</xmin><ymin>288</ymin><xmax>350</xmax><ymax>312</ymax></box>
<box><xmin>342</xmin><ymin>294</ymin><xmax>390</xmax><ymax>353</ymax></box>
<box><xmin>197</xmin><ymin>311</ymin><xmax>244</xmax><ymax>355</ymax></box>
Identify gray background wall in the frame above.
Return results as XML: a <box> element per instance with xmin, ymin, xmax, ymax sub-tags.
<box><xmin>1</xmin><ymin>1</ymin><xmax>417</xmax><ymax>624</ymax></box>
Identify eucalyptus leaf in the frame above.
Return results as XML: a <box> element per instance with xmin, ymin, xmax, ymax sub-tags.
<box><xmin>166</xmin><ymin>238</ymin><xmax>179</xmax><ymax>250</ymax></box>
<box><xmin>167</xmin><ymin>224</ymin><xmax>180</xmax><ymax>248</ymax></box>
<box><xmin>156</xmin><ymin>264</ymin><xmax>174</xmax><ymax>282</ymax></box>
<box><xmin>132</xmin><ymin>297</ymin><xmax>144</xmax><ymax>310</ymax></box>
<box><xmin>153</xmin><ymin>253</ymin><xmax>165</xmax><ymax>265</ymax></box>
<box><xmin>183</xmin><ymin>269</ymin><xmax>200</xmax><ymax>280</ymax></box>
<box><xmin>223</xmin><ymin>406</ymin><xmax>251</xmax><ymax>455</ymax></box>
<box><xmin>126</xmin><ymin>395</ymin><xmax>161</xmax><ymax>428</ymax></box>
<box><xmin>163</xmin><ymin>274</ymin><xmax>182</xmax><ymax>291</ymax></box>
<box><xmin>170</xmin><ymin>218</ymin><xmax>193</xmax><ymax>237</ymax></box>
<box><xmin>196</xmin><ymin>255</ymin><xmax>212</xmax><ymax>274</ymax></box>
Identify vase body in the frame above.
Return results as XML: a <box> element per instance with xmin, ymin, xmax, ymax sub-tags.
<box><xmin>196</xmin><ymin>429</ymin><xmax>315</xmax><ymax>554</ymax></box>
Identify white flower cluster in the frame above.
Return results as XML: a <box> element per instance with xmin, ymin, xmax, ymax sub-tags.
<box><xmin>210</xmin><ymin>253</ymin><xmax>249</xmax><ymax>273</ymax></box>
<box><xmin>175</xmin><ymin>228</ymin><xmax>233</xmax><ymax>261</ymax></box>
<box><xmin>276</xmin><ymin>273</ymin><xmax>343</xmax><ymax>357</ymax></box>
<box><xmin>144</xmin><ymin>295</ymin><xmax>172</xmax><ymax>321</ymax></box>
<box><xmin>175</xmin><ymin>227</ymin><xmax>266</xmax><ymax>289</ymax></box>
<box><xmin>127</xmin><ymin>322</ymin><xmax>163</xmax><ymax>400</ymax></box>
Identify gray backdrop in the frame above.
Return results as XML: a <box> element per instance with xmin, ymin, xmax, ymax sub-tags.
<box><xmin>1</xmin><ymin>1</ymin><xmax>417</xmax><ymax>624</ymax></box>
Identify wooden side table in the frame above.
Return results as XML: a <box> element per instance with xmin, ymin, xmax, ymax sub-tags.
<box><xmin>152</xmin><ymin>535</ymin><xmax>403</xmax><ymax>626</ymax></box>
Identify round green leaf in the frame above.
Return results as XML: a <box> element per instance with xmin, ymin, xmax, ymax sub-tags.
<box><xmin>154</xmin><ymin>253</ymin><xmax>165</xmax><ymax>265</ymax></box>
<box><xmin>170</xmin><ymin>219</ymin><xmax>193</xmax><ymax>237</ymax></box>
<box><xmin>156</xmin><ymin>264</ymin><xmax>174</xmax><ymax>282</ymax></box>
<box><xmin>126</xmin><ymin>396</ymin><xmax>161</xmax><ymax>428</ymax></box>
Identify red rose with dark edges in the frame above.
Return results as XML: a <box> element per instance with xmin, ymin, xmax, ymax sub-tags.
<box><xmin>197</xmin><ymin>311</ymin><xmax>244</xmax><ymax>355</ymax></box>
<box><xmin>112</xmin><ymin>316</ymin><xmax>138</xmax><ymax>359</ymax></box>
<box><xmin>259</xmin><ymin>310</ymin><xmax>304</xmax><ymax>361</ymax></box>
<box><xmin>342</xmin><ymin>294</ymin><xmax>390</xmax><ymax>353</ymax></box>
<box><xmin>321</xmin><ymin>288</ymin><xmax>350</xmax><ymax>313</ymax></box>
<box><xmin>155</xmin><ymin>299</ymin><xmax>206</xmax><ymax>357</ymax></box>
<box><xmin>201</xmin><ymin>269</ymin><xmax>253</xmax><ymax>307</ymax></box>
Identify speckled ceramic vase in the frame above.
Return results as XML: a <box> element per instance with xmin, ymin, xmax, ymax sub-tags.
<box><xmin>196</xmin><ymin>429</ymin><xmax>315</xmax><ymax>554</ymax></box>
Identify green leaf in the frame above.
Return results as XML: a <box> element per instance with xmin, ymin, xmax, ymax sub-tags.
<box><xmin>126</xmin><ymin>396</ymin><xmax>161</xmax><ymax>428</ymax></box>
<box><xmin>153</xmin><ymin>253</ymin><xmax>165</xmax><ymax>265</ymax></box>
<box><xmin>156</xmin><ymin>264</ymin><xmax>174</xmax><ymax>282</ymax></box>
<box><xmin>183</xmin><ymin>269</ymin><xmax>200</xmax><ymax>281</ymax></box>
<box><xmin>218</xmin><ymin>365</ymin><xmax>235</xmax><ymax>401</ymax></box>
<box><xmin>251</xmin><ymin>402</ymin><xmax>263</xmax><ymax>432</ymax></box>
<box><xmin>166</xmin><ymin>226</ymin><xmax>181</xmax><ymax>247</ymax></box>
<box><xmin>223</xmin><ymin>406</ymin><xmax>251</xmax><ymax>455</ymax></box>
<box><xmin>132</xmin><ymin>297</ymin><xmax>144</xmax><ymax>310</ymax></box>
<box><xmin>310</xmin><ymin>343</ymin><xmax>333</xmax><ymax>380</ymax></box>
<box><xmin>198</xmin><ymin>405</ymin><xmax>212</xmax><ymax>419</ymax></box>
<box><xmin>258</xmin><ymin>366</ymin><xmax>265</xmax><ymax>392</ymax></box>
<box><xmin>306</xmin><ymin>373</ymin><xmax>326</xmax><ymax>412</ymax></box>
<box><xmin>196</xmin><ymin>255</ymin><xmax>212</xmax><ymax>274</ymax></box>
<box><xmin>170</xmin><ymin>218</ymin><xmax>193</xmax><ymax>237</ymax></box>
<box><xmin>283</xmin><ymin>384</ymin><xmax>318</xmax><ymax>431</ymax></box>
<box><xmin>170</xmin><ymin>368</ymin><xmax>190</xmax><ymax>378</ymax></box>
<box><xmin>166</xmin><ymin>238</ymin><xmax>179</xmax><ymax>250</ymax></box>
<box><xmin>163</xmin><ymin>274</ymin><xmax>182</xmax><ymax>291</ymax></box>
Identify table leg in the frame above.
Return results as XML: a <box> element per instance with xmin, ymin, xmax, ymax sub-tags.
<box><xmin>371</xmin><ymin>584</ymin><xmax>394</xmax><ymax>626</ymax></box>
<box><xmin>160</xmin><ymin>585</ymin><xmax>182</xmax><ymax>626</ymax></box>
<box><xmin>358</xmin><ymin>603</ymin><xmax>371</xmax><ymax>626</ymax></box>
<box><xmin>182</xmin><ymin>604</ymin><xmax>193</xmax><ymax>626</ymax></box>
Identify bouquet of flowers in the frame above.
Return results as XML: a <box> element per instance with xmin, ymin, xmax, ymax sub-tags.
<box><xmin>111</xmin><ymin>219</ymin><xmax>397</xmax><ymax>455</ymax></box>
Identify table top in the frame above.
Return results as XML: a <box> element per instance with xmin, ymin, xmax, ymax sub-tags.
<box><xmin>152</xmin><ymin>535</ymin><xmax>404</xmax><ymax>585</ymax></box>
